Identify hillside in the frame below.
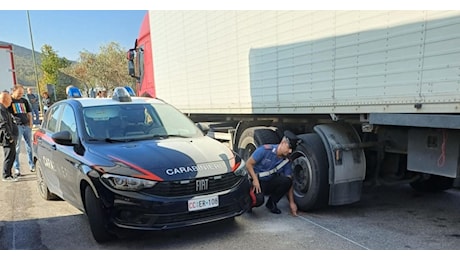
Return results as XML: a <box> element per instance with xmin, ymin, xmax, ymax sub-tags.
<box><xmin>1</xmin><ymin>41</ymin><xmax>43</xmax><ymax>86</ymax></box>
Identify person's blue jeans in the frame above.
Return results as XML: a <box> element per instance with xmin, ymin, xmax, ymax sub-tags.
<box><xmin>13</xmin><ymin>125</ymin><xmax>35</xmax><ymax>172</ymax></box>
<box><xmin>31</xmin><ymin>107</ymin><xmax>40</xmax><ymax>125</ymax></box>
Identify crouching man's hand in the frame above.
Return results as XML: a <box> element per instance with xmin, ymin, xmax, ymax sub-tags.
<box><xmin>289</xmin><ymin>201</ymin><xmax>298</xmax><ymax>217</ymax></box>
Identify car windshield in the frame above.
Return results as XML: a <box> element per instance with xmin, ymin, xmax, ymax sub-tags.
<box><xmin>83</xmin><ymin>103</ymin><xmax>203</xmax><ymax>141</ymax></box>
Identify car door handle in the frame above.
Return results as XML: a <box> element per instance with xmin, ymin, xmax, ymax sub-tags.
<box><xmin>65</xmin><ymin>158</ymin><xmax>79</xmax><ymax>168</ymax></box>
<box><xmin>38</xmin><ymin>139</ymin><xmax>56</xmax><ymax>150</ymax></box>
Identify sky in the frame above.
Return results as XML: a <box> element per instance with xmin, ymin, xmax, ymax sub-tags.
<box><xmin>0</xmin><ymin>10</ymin><xmax>146</xmax><ymax>61</ymax></box>
<box><xmin>1</xmin><ymin>0</ymin><xmax>457</xmax><ymax>61</ymax></box>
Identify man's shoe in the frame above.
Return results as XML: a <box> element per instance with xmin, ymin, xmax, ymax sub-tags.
<box><xmin>30</xmin><ymin>167</ymin><xmax>35</xmax><ymax>172</ymax></box>
<box><xmin>14</xmin><ymin>172</ymin><xmax>21</xmax><ymax>178</ymax></box>
<box><xmin>265</xmin><ymin>198</ymin><xmax>282</xmax><ymax>214</ymax></box>
<box><xmin>2</xmin><ymin>176</ymin><xmax>18</xmax><ymax>182</ymax></box>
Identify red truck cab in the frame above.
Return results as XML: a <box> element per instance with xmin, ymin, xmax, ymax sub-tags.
<box><xmin>128</xmin><ymin>12</ymin><xmax>155</xmax><ymax>98</ymax></box>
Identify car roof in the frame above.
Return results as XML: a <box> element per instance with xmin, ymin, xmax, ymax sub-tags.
<box><xmin>67</xmin><ymin>97</ymin><xmax>166</xmax><ymax>108</ymax></box>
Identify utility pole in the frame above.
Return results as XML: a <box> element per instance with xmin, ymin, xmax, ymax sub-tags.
<box><xmin>27</xmin><ymin>10</ymin><xmax>43</xmax><ymax>115</ymax></box>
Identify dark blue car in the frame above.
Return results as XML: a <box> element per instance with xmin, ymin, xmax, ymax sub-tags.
<box><xmin>33</xmin><ymin>87</ymin><xmax>251</xmax><ymax>243</ymax></box>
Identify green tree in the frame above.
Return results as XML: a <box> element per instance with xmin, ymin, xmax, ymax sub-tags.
<box><xmin>39</xmin><ymin>44</ymin><xmax>71</xmax><ymax>100</ymax></box>
<box><xmin>97</xmin><ymin>42</ymin><xmax>132</xmax><ymax>91</ymax></box>
<box><xmin>62</xmin><ymin>42</ymin><xmax>134</xmax><ymax>96</ymax></box>
<box><xmin>60</xmin><ymin>50</ymin><xmax>97</xmax><ymax>97</ymax></box>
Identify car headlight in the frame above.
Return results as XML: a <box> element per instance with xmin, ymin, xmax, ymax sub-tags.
<box><xmin>101</xmin><ymin>174</ymin><xmax>157</xmax><ymax>191</ymax></box>
<box><xmin>233</xmin><ymin>158</ymin><xmax>248</xmax><ymax>177</ymax></box>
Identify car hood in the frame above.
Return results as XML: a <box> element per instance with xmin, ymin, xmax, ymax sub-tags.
<box><xmin>87</xmin><ymin>136</ymin><xmax>237</xmax><ymax>181</ymax></box>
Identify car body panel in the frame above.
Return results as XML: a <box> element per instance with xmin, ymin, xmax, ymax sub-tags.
<box><xmin>86</xmin><ymin>136</ymin><xmax>236</xmax><ymax>180</ymax></box>
<box><xmin>32</xmin><ymin>89</ymin><xmax>251</xmax><ymax>236</ymax></box>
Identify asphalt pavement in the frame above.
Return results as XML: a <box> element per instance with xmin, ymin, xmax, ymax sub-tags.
<box><xmin>1</xmin><ymin>139</ymin><xmax>460</xmax><ymax>251</ymax></box>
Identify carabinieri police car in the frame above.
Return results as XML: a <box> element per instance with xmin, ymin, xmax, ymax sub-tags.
<box><xmin>32</xmin><ymin>87</ymin><xmax>251</xmax><ymax>243</ymax></box>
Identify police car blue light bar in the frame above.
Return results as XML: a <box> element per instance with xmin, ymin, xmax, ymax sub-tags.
<box><xmin>112</xmin><ymin>86</ymin><xmax>132</xmax><ymax>102</ymax></box>
<box><xmin>124</xmin><ymin>86</ymin><xmax>136</xmax><ymax>96</ymax></box>
<box><xmin>66</xmin><ymin>85</ymin><xmax>82</xmax><ymax>98</ymax></box>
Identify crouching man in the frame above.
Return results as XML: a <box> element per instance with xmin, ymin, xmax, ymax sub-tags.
<box><xmin>246</xmin><ymin>130</ymin><xmax>299</xmax><ymax>216</ymax></box>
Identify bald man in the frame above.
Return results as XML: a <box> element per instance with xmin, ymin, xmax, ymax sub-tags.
<box><xmin>0</xmin><ymin>91</ymin><xmax>18</xmax><ymax>181</ymax></box>
<box><xmin>9</xmin><ymin>84</ymin><xmax>35</xmax><ymax>177</ymax></box>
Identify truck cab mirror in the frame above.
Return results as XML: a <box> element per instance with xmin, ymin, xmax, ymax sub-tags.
<box><xmin>128</xmin><ymin>59</ymin><xmax>136</xmax><ymax>78</ymax></box>
<box><xmin>127</xmin><ymin>49</ymin><xmax>135</xmax><ymax>61</ymax></box>
<box><xmin>127</xmin><ymin>49</ymin><xmax>137</xmax><ymax>78</ymax></box>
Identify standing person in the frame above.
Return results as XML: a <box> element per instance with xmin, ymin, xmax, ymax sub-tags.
<box><xmin>8</xmin><ymin>84</ymin><xmax>35</xmax><ymax>177</ymax></box>
<box><xmin>26</xmin><ymin>87</ymin><xmax>40</xmax><ymax>127</ymax></box>
<box><xmin>42</xmin><ymin>91</ymin><xmax>51</xmax><ymax>113</ymax></box>
<box><xmin>246</xmin><ymin>130</ymin><xmax>299</xmax><ymax>216</ymax></box>
<box><xmin>0</xmin><ymin>91</ymin><xmax>18</xmax><ymax>182</ymax></box>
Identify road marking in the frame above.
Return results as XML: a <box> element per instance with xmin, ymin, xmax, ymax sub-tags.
<box><xmin>297</xmin><ymin>215</ymin><xmax>371</xmax><ymax>250</ymax></box>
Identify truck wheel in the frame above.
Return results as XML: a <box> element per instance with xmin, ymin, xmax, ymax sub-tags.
<box><xmin>292</xmin><ymin>133</ymin><xmax>329</xmax><ymax>211</ymax></box>
<box><xmin>410</xmin><ymin>175</ymin><xmax>454</xmax><ymax>192</ymax></box>
<box><xmin>84</xmin><ymin>186</ymin><xmax>115</xmax><ymax>243</ymax></box>
<box><xmin>237</xmin><ymin>127</ymin><xmax>281</xmax><ymax>161</ymax></box>
<box><xmin>36</xmin><ymin>162</ymin><xmax>58</xmax><ymax>200</ymax></box>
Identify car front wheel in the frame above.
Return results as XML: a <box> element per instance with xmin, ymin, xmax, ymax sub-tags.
<box><xmin>84</xmin><ymin>186</ymin><xmax>115</xmax><ymax>243</ymax></box>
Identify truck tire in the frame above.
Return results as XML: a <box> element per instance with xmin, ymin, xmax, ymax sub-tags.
<box><xmin>410</xmin><ymin>175</ymin><xmax>454</xmax><ymax>192</ymax></box>
<box><xmin>237</xmin><ymin>127</ymin><xmax>281</xmax><ymax>161</ymax></box>
<box><xmin>292</xmin><ymin>133</ymin><xmax>329</xmax><ymax>211</ymax></box>
<box><xmin>36</xmin><ymin>161</ymin><xmax>58</xmax><ymax>200</ymax></box>
<box><xmin>84</xmin><ymin>186</ymin><xmax>115</xmax><ymax>243</ymax></box>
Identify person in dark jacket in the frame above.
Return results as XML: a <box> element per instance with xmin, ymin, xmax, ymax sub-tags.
<box><xmin>0</xmin><ymin>91</ymin><xmax>18</xmax><ymax>181</ymax></box>
<box><xmin>26</xmin><ymin>87</ymin><xmax>40</xmax><ymax>126</ymax></box>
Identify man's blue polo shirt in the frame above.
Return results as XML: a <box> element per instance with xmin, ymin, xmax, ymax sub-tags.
<box><xmin>251</xmin><ymin>144</ymin><xmax>292</xmax><ymax>181</ymax></box>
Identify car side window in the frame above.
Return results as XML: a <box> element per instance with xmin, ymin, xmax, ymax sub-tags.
<box><xmin>59</xmin><ymin>105</ymin><xmax>77</xmax><ymax>143</ymax></box>
<box><xmin>46</xmin><ymin>105</ymin><xmax>63</xmax><ymax>133</ymax></box>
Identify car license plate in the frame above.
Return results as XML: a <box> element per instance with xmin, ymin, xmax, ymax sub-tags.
<box><xmin>188</xmin><ymin>195</ymin><xmax>219</xmax><ymax>211</ymax></box>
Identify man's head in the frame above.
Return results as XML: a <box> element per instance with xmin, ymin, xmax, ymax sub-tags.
<box><xmin>12</xmin><ymin>84</ymin><xmax>24</xmax><ymax>99</ymax></box>
<box><xmin>284</xmin><ymin>130</ymin><xmax>299</xmax><ymax>150</ymax></box>
<box><xmin>0</xmin><ymin>91</ymin><xmax>13</xmax><ymax>107</ymax></box>
<box><xmin>277</xmin><ymin>130</ymin><xmax>299</xmax><ymax>157</ymax></box>
<box><xmin>27</xmin><ymin>87</ymin><xmax>33</xmax><ymax>94</ymax></box>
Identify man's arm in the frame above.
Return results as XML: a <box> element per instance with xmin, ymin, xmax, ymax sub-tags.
<box><xmin>23</xmin><ymin>98</ymin><xmax>33</xmax><ymax>127</ymax></box>
<box><xmin>29</xmin><ymin>95</ymin><xmax>37</xmax><ymax>103</ymax></box>
<box><xmin>246</xmin><ymin>156</ymin><xmax>261</xmax><ymax>193</ymax></box>
<box><xmin>27</xmin><ymin>112</ymin><xmax>33</xmax><ymax>127</ymax></box>
<box><xmin>0</xmin><ymin>111</ymin><xmax>13</xmax><ymax>143</ymax></box>
<box><xmin>286</xmin><ymin>181</ymin><xmax>298</xmax><ymax>216</ymax></box>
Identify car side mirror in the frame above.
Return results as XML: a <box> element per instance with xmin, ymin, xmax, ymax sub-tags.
<box><xmin>51</xmin><ymin>131</ymin><xmax>73</xmax><ymax>146</ymax></box>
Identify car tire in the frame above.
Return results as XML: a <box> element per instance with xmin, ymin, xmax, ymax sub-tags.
<box><xmin>84</xmin><ymin>186</ymin><xmax>115</xmax><ymax>243</ymax></box>
<box><xmin>36</xmin><ymin>162</ymin><xmax>58</xmax><ymax>200</ymax></box>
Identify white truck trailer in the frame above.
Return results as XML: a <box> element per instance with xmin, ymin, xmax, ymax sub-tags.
<box><xmin>0</xmin><ymin>44</ymin><xmax>17</xmax><ymax>92</ymax></box>
<box><xmin>128</xmin><ymin>11</ymin><xmax>460</xmax><ymax>211</ymax></box>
